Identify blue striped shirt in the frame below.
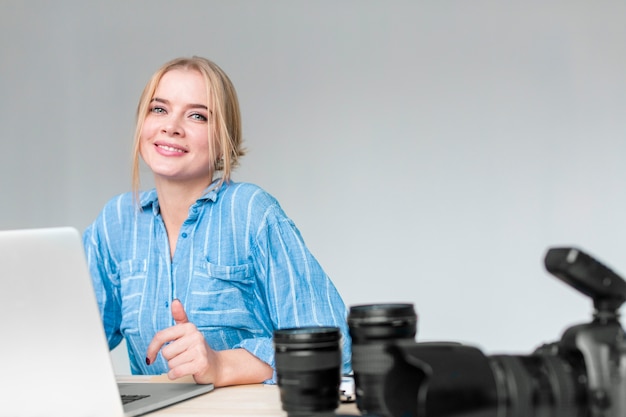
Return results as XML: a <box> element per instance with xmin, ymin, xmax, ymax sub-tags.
<box><xmin>83</xmin><ymin>181</ymin><xmax>351</xmax><ymax>381</ymax></box>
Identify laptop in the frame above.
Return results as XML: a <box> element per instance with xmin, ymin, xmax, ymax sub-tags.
<box><xmin>0</xmin><ymin>227</ymin><xmax>214</xmax><ymax>417</ymax></box>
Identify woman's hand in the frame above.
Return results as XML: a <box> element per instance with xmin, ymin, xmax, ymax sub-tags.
<box><xmin>145</xmin><ymin>299</ymin><xmax>273</xmax><ymax>386</ymax></box>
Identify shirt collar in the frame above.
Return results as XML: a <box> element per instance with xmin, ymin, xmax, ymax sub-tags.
<box><xmin>139</xmin><ymin>178</ymin><xmax>226</xmax><ymax>215</ymax></box>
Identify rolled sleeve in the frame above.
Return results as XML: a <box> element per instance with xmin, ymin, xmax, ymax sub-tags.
<box><xmin>233</xmin><ymin>336</ymin><xmax>277</xmax><ymax>383</ymax></box>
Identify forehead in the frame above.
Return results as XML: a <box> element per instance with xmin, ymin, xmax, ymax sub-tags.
<box><xmin>154</xmin><ymin>69</ymin><xmax>208</xmax><ymax>103</ymax></box>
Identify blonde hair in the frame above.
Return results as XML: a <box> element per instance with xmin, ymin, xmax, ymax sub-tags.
<box><xmin>131</xmin><ymin>56</ymin><xmax>245</xmax><ymax>197</ymax></box>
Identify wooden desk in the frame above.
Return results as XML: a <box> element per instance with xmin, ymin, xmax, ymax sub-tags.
<box><xmin>117</xmin><ymin>376</ymin><xmax>360</xmax><ymax>416</ymax></box>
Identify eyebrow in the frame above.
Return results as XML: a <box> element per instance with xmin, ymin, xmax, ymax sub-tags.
<box><xmin>150</xmin><ymin>97</ymin><xmax>208</xmax><ymax>110</ymax></box>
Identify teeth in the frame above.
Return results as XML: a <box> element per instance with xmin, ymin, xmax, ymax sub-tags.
<box><xmin>158</xmin><ymin>144</ymin><xmax>185</xmax><ymax>153</ymax></box>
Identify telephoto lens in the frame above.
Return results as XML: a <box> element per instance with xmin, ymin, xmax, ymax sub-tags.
<box><xmin>273</xmin><ymin>327</ymin><xmax>342</xmax><ymax>417</ymax></box>
<box><xmin>348</xmin><ymin>303</ymin><xmax>417</xmax><ymax>417</ymax></box>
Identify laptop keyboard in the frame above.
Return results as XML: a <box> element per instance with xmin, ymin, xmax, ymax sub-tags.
<box><xmin>121</xmin><ymin>394</ymin><xmax>150</xmax><ymax>405</ymax></box>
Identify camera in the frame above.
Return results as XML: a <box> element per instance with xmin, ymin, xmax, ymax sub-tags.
<box><xmin>349</xmin><ymin>247</ymin><xmax>626</xmax><ymax>417</ymax></box>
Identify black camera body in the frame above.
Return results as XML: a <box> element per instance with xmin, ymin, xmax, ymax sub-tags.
<box><xmin>350</xmin><ymin>247</ymin><xmax>626</xmax><ymax>417</ymax></box>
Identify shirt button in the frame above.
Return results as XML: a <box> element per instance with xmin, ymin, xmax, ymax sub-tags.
<box><xmin>181</xmin><ymin>232</ymin><xmax>188</xmax><ymax>238</ymax></box>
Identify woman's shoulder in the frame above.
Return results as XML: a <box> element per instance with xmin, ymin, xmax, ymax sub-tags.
<box><xmin>219</xmin><ymin>182</ymin><xmax>291</xmax><ymax>224</ymax></box>
<box><xmin>220</xmin><ymin>181</ymin><xmax>279</xmax><ymax>207</ymax></box>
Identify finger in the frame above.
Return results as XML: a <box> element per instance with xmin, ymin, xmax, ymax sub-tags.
<box><xmin>145</xmin><ymin>325</ymin><xmax>186</xmax><ymax>365</ymax></box>
<box><xmin>161</xmin><ymin>329</ymin><xmax>205</xmax><ymax>363</ymax></box>
<box><xmin>160</xmin><ymin>329</ymin><xmax>195</xmax><ymax>361</ymax></box>
<box><xmin>145</xmin><ymin>336</ymin><xmax>165</xmax><ymax>366</ymax></box>
<box><xmin>164</xmin><ymin>346</ymin><xmax>195</xmax><ymax>370</ymax></box>
<box><xmin>167</xmin><ymin>348</ymin><xmax>211</xmax><ymax>382</ymax></box>
<box><xmin>171</xmin><ymin>298</ymin><xmax>189</xmax><ymax>325</ymax></box>
<box><xmin>167</xmin><ymin>359</ymin><xmax>199</xmax><ymax>381</ymax></box>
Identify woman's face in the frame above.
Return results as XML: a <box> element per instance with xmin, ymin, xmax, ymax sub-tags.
<box><xmin>140</xmin><ymin>69</ymin><xmax>215</xmax><ymax>186</ymax></box>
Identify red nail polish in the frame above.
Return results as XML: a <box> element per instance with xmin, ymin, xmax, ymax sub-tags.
<box><xmin>145</xmin><ymin>357</ymin><xmax>151</xmax><ymax>365</ymax></box>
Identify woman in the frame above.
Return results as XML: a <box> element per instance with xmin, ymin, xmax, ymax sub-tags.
<box><xmin>83</xmin><ymin>56</ymin><xmax>351</xmax><ymax>387</ymax></box>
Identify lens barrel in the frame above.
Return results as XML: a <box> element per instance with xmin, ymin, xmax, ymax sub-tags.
<box><xmin>274</xmin><ymin>326</ymin><xmax>342</xmax><ymax>417</ymax></box>
<box><xmin>489</xmin><ymin>353</ymin><xmax>587</xmax><ymax>417</ymax></box>
<box><xmin>348</xmin><ymin>303</ymin><xmax>417</xmax><ymax>416</ymax></box>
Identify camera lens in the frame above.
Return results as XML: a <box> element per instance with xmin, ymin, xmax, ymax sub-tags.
<box><xmin>489</xmin><ymin>352</ymin><xmax>587</xmax><ymax>417</ymax></box>
<box><xmin>379</xmin><ymin>341</ymin><xmax>589</xmax><ymax>417</ymax></box>
<box><xmin>274</xmin><ymin>326</ymin><xmax>342</xmax><ymax>417</ymax></box>
<box><xmin>348</xmin><ymin>303</ymin><xmax>417</xmax><ymax>416</ymax></box>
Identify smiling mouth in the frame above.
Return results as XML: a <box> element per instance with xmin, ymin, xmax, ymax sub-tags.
<box><xmin>157</xmin><ymin>144</ymin><xmax>187</xmax><ymax>153</ymax></box>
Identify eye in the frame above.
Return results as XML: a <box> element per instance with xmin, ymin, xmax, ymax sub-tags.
<box><xmin>150</xmin><ymin>106</ymin><xmax>166</xmax><ymax>114</ymax></box>
<box><xmin>190</xmin><ymin>113</ymin><xmax>208</xmax><ymax>122</ymax></box>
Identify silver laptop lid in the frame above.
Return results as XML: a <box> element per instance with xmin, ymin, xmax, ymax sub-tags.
<box><xmin>0</xmin><ymin>227</ymin><xmax>124</xmax><ymax>417</ymax></box>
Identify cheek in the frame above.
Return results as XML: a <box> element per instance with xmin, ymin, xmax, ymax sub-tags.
<box><xmin>140</xmin><ymin>118</ymin><xmax>159</xmax><ymax>141</ymax></box>
<box><xmin>191</xmin><ymin>128</ymin><xmax>212</xmax><ymax>151</ymax></box>
<box><xmin>138</xmin><ymin>139</ymin><xmax>149</xmax><ymax>160</ymax></box>
<box><xmin>138</xmin><ymin>120</ymin><xmax>157</xmax><ymax>159</ymax></box>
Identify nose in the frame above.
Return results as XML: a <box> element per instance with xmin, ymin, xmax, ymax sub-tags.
<box><xmin>161</xmin><ymin>116</ymin><xmax>184</xmax><ymax>137</ymax></box>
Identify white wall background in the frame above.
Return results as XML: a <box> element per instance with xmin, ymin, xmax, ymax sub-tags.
<box><xmin>2</xmin><ymin>1</ymin><xmax>626</xmax><ymax>374</ymax></box>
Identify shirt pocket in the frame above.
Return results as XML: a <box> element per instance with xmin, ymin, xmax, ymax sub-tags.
<box><xmin>118</xmin><ymin>259</ymin><xmax>148</xmax><ymax>334</ymax></box>
<box><xmin>188</xmin><ymin>259</ymin><xmax>258</xmax><ymax>331</ymax></box>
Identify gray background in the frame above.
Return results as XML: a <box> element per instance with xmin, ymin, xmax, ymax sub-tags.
<box><xmin>2</xmin><ymin>1</ymin><xmax>625</xmax><ymax>374</ymax></box>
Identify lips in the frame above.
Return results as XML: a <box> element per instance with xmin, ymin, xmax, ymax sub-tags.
<box><xmin>154</xmin><ymin>142</ymin><xmax>188</xmax><ymax>154</ymax></box>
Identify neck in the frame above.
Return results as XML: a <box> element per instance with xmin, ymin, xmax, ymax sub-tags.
<box><xmin>155</xmin><ymin>178</ymin><xmax>210</xmax><ymax>221</ymax></box>
<box><xmin>154</xmin><ymin>178</ymin><xmax>212</xmax><ymax>259</ymax></box>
